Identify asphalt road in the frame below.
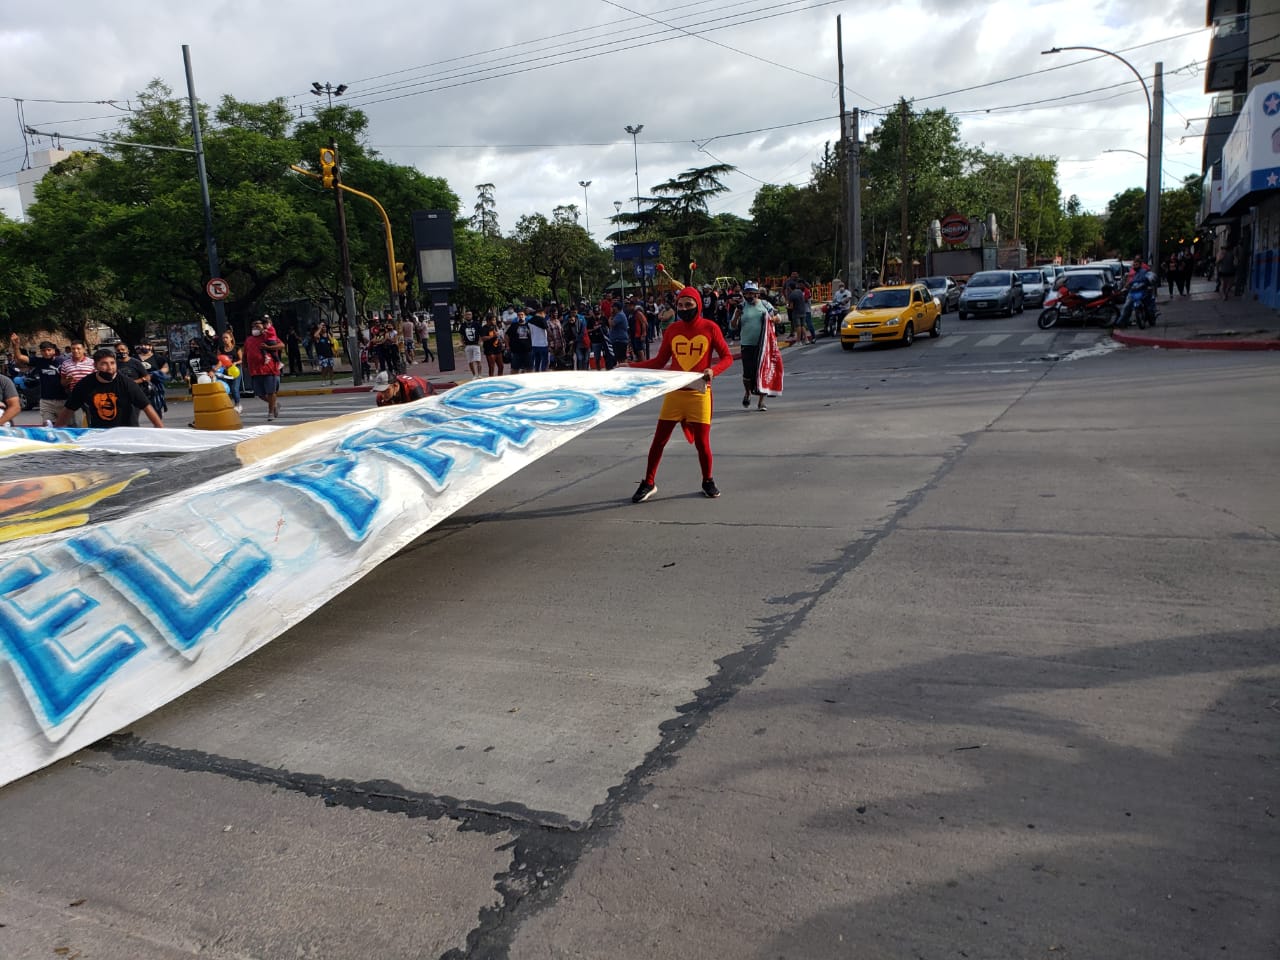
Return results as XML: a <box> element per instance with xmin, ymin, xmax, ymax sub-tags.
<box><xmin>2</xmin><ymin>316</ymin><xmax>1276</xmax><ymax>960</ymax></box>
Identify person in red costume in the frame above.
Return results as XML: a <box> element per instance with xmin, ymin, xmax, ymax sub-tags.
<box><xmin>627</xmin><ymin>286</ymin><xmax>734</xmax><ymax>501</ymax></box>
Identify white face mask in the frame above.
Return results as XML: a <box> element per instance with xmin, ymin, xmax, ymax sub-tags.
<box><xmin>251</xmin><ymin>327</ymin><xmax>263</xmax><ymax>336</ymax></box>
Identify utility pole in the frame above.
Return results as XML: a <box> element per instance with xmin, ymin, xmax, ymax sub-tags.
<box><xmin>1146</xmin><ymin>62</ymin><xmax>1164</xmax><ymax>264</ymax></box>
<box><xmin>330</xmin><ymin>140</ymin><xmax>362</xmax><ymax>385</ymax></box>
<box><xmin>849</xmin><ymin>108</ymin><xmax>863</xmax><ymax>293</ymax></box>
<box><xmin>1012</xmin><ymin>167</ymin><xmax>1022</xmax><ymax>247</ymax></box>
<box><xmin>181</xmin><ymin>45</ymin><xmax>226</xmax><ymax>339</ymax></box>
<box><xmin>836</xmin><ymin>15</ymin><xmax>847</xmax><ymax>280</ymax></box>
<box><xmin>899</xmin><ymin>101</ymin><xmax>909</xmax><ymax>281</ymax></box>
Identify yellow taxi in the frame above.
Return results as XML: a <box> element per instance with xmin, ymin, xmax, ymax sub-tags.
<box><xmin>840</xmin><ymin>283</ymin><xmax>941</xmax><ymax>349</ymax></box>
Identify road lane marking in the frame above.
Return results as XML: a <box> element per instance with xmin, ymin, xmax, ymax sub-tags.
<box><xmin>1021</xmin><ymin>332</ymin><xmax>1055</xmax><ymax>345</ymax></box>
<box><xmin>976</xmin><ymin>334</ymin><xmax>1010</xmax><ymax>347</ymax></box>
<box><xmin>932</xmin><ymin>335</ymin><xmax>964</xmax><ymax>348</ymax></box>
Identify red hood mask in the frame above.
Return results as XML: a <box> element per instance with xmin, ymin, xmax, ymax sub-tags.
<box><xmin>677</xmin><ymin>286</ymin><xmax>704</xmax><ymax>317</ymax></box>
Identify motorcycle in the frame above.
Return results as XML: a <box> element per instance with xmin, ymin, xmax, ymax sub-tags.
<box><xmin>1038</xmin><ymin>282</ymin><xmax>1121</xmax><ymax>329</ymax></box>
<box><xmin>1122</xmin><ymin>286</ymin><xmax>1154</xmax><ymax>330</ymax></box>
<box><xmin>11</xmin><ymin>373</ymin><xmax>40</xmax><ymax>411</ymax></box>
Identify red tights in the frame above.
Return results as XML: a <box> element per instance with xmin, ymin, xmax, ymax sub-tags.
<box><xmin>644</xmin><ymin>419</ymin><xmax>712</xmax><ymax>485</ymax></box>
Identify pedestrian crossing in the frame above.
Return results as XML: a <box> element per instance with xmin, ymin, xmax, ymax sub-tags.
<box><xmin>928</xmin><ymin>331</ymin><xmax>1102</xmax><ymax>350</ymax></box>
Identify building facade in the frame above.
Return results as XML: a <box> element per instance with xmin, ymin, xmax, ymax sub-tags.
<box><xmin>1201</xmin><ymin>0</ymin><xmax>1280</xmax><ymax>307</ymax></box>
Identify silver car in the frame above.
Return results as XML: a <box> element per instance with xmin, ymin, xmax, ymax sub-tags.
<box><xmin>921</xmin><ymin>276</ymin><xmax>961</xmax><ymax>313</ymax></box>
<box><xmin>1016</xmin><ymin>269</ymin><xmax>1048</xmax><ymax>307</ymax></box>
<box><xmin>957</xmin><ymin>271</ymin><xmax>1024</xmax><ymax>319</ymax></box>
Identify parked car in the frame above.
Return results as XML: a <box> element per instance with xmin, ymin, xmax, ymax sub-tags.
<box><xmin>839</xmin><ymin>283</ymin><xmax>941</xmax><ymax>349</ymax></box>
<box><xmin>957</xmin><ymin>271</ymin><xmax>1024</xmax><ymax>319</ymax></box>
<box><xmin>1016</xmin><ymin>269</ymin><xmax>1048</xmax><ymax>307</ymax></box>
<box><xmin>921</xmin><ymin>276</ymin><xmax>961</xmax><ymax>313</ymax></box>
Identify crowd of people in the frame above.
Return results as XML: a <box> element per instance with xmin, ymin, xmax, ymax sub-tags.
<box><xmin>5</xmin><ymin>333</ymin><xmax>167</xmax><ymax>429</ymax></box>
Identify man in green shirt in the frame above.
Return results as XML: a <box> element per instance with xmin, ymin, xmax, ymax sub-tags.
<box><xmin>730</xmin><ymin>281</ymin><xmax>771</xmax><ymax>411</ymax></box>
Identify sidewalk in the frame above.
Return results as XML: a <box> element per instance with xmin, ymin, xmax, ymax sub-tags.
<box><xmin>1112</xmin><ymin>276</ymin><xmax>1280</xmax><ymax>350</ymax></box>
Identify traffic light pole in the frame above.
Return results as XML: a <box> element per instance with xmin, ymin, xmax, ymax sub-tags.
<box><xmin>329</xmin><ymin>140</ymin><xmax>363</xmax><ymax>386</ymax></box>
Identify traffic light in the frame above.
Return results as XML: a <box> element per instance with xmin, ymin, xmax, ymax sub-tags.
<box><xmin>319</xmin><ymin>147</ymin><xmax>336</xmax><ymax>189</ymax></box>
<box><xmin>394</xmin><ymin>261</ymin><xmax>407</xmax><ymax>293</ymax></box>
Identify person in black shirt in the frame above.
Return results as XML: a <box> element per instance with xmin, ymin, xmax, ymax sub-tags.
<box><xmin>57</xmin><ymin>348</ymin><xmax>164</xmax><ymax>429</ymax></box>
<box><xmin>9</xmin><ymin>335</ymin><xmax>69</xmax><ymax>424</ymax></box>
<box><xmin>459</xmin><ymin>310</ymin><xmax>483</xmax><ymax>377</ymax></box>
<box><xmin>114</xmin><ymin>342</ymin><xmax>149</xmax><ymax>386</ymax></box>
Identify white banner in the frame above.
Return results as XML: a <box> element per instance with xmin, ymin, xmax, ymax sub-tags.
<box><xmin>0</xmin><ymin>371</ymin><xmax>696</xmax><ymax>788</ymax></box>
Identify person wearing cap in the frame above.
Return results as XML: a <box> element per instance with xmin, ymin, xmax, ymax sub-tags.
<box><xmin>57</xmin><ymin>348</ymin><xmax>164</xmax><ymax>429</ymax></box>
<box><xmin>627</xmin><ymin>286</ymin><xmax>734</xmax><ymax>502</ymax></box>
<box><xmin>731</xmin><ymin>281</ymin><xmax>773</xmax><ymax>411</ymax></box>
<box><xmin>372</xmin><ymin>370</ymin><xmax>431</xmax><ymax>406</ymax></box>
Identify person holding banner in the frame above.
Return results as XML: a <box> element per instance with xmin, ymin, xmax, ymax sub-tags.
<box><xmin>731</xmin><ymin>280</ymin><xmax>776</xmax><ymax>411</ymax></box>
<box><xmin>627</xmin><ymin>286</ymin><xmax>734</xmax><ymax>502</ymax></box>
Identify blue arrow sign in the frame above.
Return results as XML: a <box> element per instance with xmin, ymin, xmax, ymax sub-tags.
<box><xmin>613</xmin><ymin>242</ymin><xmax>661</xmax><ymax>262</ymax></box>
<box><xmin>633</xmin><ymin>263</ymin><xmax>656</xmax><ymax>278</ymax></box>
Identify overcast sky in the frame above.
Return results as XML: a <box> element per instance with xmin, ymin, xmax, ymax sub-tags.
<box><xmin>0</xmin><ymin>0</ymin><xmax>1211</xmax><ymax>243</ymax></box>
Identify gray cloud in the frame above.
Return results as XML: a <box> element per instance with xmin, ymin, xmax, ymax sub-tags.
<box><xmin>0</xmin><ymin>0</ymin><xmax>1210</xmax><ymax>229</ymax></box>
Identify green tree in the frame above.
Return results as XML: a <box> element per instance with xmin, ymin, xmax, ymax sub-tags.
<box><xmin>0</xmin><ymin>215</ymin><xmax>53</xmax><ymax>330</ymax></box>
<box><xmin>471</xmin><ymin>183</ymin><xmax>499</xmax><ymax>238</ymax></box>
<box><xmin>1159</xmin><ymin>175</ymin><xmax>1204</xmax><ymax>259</ymax></box>
<box><xmin>16</xmin><ymin>84</ymin><xmax>460</xmax><ymax>342</ymax></box>
<box><xmin>613</xmin><ymin>163</ymin><xmax>735</xmax><ymax>283</ymax></box>
<box><xmin>513</xmin><ymin>212</ymin><xmax>598</xmax><ymax>305</ymax></box>
<box><xmin>1062</xmin><ymin>194</ymin><xmax>1105</xmax><ymax>263</ymax></box>
<box><xmin>1103</xmin><ymin>187</ymin><xmax>1146</xmax><ymax>257</ymax></box>
<box><xmin>861</xmin><ymin>100</ymin><xmax>968</xmax><ymax>274</ymax></box>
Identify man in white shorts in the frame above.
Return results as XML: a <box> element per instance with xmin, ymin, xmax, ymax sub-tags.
<box><xmin>458</xmin><ymin>310</ymin><xmax>483</xmax><ymax>377</ymax></box>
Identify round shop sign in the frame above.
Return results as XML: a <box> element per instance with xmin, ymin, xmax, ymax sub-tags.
<box><xmin>206</xmin><ymin>277</ymin><xmax>230</xmax><ymax>301</ymax></box>
<box><xmin>939</xmin><ymin>214</ymin><xmax>971</xmax><ymax>246</ymax></box>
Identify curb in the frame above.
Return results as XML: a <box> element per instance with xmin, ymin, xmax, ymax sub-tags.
<box><xmin>1111</xmin><ymin>330</ymin><xmax>1280</xmax><ymax>351</ymax></box>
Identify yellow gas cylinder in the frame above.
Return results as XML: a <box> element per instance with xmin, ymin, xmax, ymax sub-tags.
<box><xmin>190</xmin><ymin>380</ymin><xmax>243</xmax><ymax>430</ymax></box>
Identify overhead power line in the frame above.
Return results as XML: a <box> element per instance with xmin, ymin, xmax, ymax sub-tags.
<box><xmin>312</xmin><ymin>0</ymin><xmax>844</xmax><ymax>112</ymax></box>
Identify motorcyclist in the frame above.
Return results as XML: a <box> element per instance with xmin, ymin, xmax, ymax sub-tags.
<box><xmin>1116</xmin><ymin>256</ymin><xmax>1156</xmax><ymax>328</ymax></box>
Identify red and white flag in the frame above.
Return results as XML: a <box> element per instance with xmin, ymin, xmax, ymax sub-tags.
<box><xmin>756</xmin><ymin>315</ymin><xmax>784</xmax><ymax>395</ymax></box>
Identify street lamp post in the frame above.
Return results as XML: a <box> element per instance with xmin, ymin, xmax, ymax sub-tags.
<box><xmin>625</xmin><ymin>124</ymin><xmax>645</xmax><ymax>299</ymax></box>
<box><xmin>312</xmin><ymin>79</ymin><xmax>361</xmax><ymax>383</ymax></box>
<box><xmin>578</xmin><ymin>179</ymin><xmax>592</xmax><ymax>237</ymax></box>
<box><xmin>614</xmin><ymin>200</ymin><xmax>625</xmax><ymax>299</ymax></box>
<box><xmin>311</xmin><ymin>81</ymin><xmax>347</xmax><ymax>109</ymax></box>
<box><xmin>1043</xmin><ymin>46</ymin><xmax>1161</xmax><ymax>263</ymax></box>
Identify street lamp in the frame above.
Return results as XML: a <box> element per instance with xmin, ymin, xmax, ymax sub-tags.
<box><xmin>310</xmin><ymin>81</ymin><xmax>347</xmax><ymax>109</ymax></box>
<box><xmin>625</xmin><ymin>124</ymin><xmax>646</xmax><ymax>296</ymax></box>
<box><xmin>1043</xmin><ymin>46</ymin><xmax>1159</xmax><ymax>261</ymax></box>
<box><xmin>614</xmin><ymin>201</ymin><xmax>625</xmax><ymax>298</ymax></box>
<box><xmin>578</xmin><ymin>179</ymin><xmax>592</xmax><ymax>237</ymax></box>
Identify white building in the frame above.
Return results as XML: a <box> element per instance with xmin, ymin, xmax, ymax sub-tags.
<box><xmin>14</xmin><ymin>146</ymin><xmax>72</xmax><ymax>220</ymax></box>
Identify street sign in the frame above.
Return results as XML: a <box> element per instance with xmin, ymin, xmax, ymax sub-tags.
<box><xmin>613</xmin><ymin>242</ymin><xmax>661</xmax><ymax>261</ymax></box>
<box><xmin>633</xmin><ymin>263</ymin><xmax>656</xmax><ymax>278</ymax></box>
<box><xmin>205</xmin><ymin>277</ymin><xmax>229</xmax><ymax>301</ymax></box>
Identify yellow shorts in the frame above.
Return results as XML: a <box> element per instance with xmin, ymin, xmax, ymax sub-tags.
<box><xmin>657</xmin><ymin>385</ymin><xmax>711</xmax><ymax>425</ymax></box>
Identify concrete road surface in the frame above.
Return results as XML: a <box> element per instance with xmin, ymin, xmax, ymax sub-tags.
<box><xmin>1</xmin><ymin>323</ymin><xmax>1276</xmax><ymax>960</ymax></box>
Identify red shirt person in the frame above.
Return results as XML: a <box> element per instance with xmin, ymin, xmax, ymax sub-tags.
<box><xmin>372</xmin><ymin>371</ymin><xmax>432</xmax><ymax>406</ymax></box>
<box><xmin>627</xmin><ymin>286</ymin><xmax>734</xmax><ymax>502</ymax></box>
